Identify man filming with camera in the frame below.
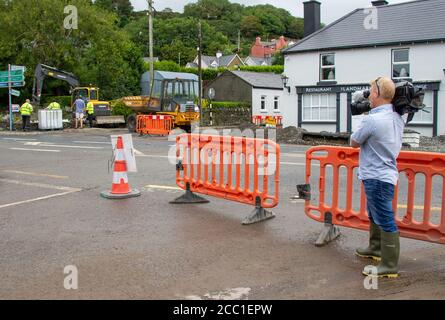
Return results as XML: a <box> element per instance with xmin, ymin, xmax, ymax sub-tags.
<box><xmin>350</xmin><ymin>77</ymin><xmax>405</xmax><ymax>278</ymax></box>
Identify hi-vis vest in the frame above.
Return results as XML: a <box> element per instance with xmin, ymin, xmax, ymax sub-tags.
<box><xmin>20</xmin><ymin>102</ymin><xmax>33</xmax><ymax>116</ymax></box>
<box><xmin>48</xmin><ymin>102</ymin><xmax>61</xmax><ymax>110</ymax></box>
<box><xmin>86</xmin><ymin>102</ymin><xmax>94</xmax><ymax>115</ymax></box>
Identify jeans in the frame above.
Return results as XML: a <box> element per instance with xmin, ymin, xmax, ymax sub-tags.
<box><xmin>363</xmin><ymin>179</ymin><xmax>398</xmax><ymax>233</ymax></box>
<box><xmin>22</xmin><ymin>115</ymin><xmax>30</xmax><ymax>131</ymax></box>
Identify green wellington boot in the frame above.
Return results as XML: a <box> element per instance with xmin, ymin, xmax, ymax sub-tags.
<box><xmin>356</xmin><ymin>222</ymin><xmax>381</xmax><ymax>261</ymax></box>
<box><xmin>363</xmin><ymin>230</ymin><xmax>400</xmax><ymax>278</ymax></box>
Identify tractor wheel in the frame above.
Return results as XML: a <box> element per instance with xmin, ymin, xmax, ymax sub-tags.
<box><xmin>127</xmin><ymin>114</ymin><xmax>137</xmax><ymax>133</ymax></box>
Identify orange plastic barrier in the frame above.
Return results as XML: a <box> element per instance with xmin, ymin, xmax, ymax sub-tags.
<box><xmin>171</xmin><ymin>134</ymin><xmax>280</xmax><ymax>224</ymax></box>
<box><xmin>136</xmin><ymin>115</ymin><xmax>174</xmax><ymax>136</ymax></box>
<box><xmin>305</xmin><ymin>146</ymin><xmax>445</xmax><ymax>245</ymax></box>
<box><xmin>252</xmin><ymin>115</ymin><xmax>283</xmax><ymax>127</ymax></box>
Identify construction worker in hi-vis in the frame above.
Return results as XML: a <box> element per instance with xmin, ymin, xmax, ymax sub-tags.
<box><xmin>86</xmin><ymin>101</ymin><xmax>95</xmax><ymax>128</ymax></box>
<box><xmin>47</xmin><ymin>101</ymin><xmax>61</xmax><ymax>110</ymax></box>
<box><xmin>19</xmin><ymin>99</ymin><xmax>33</xmax><ymax>131</ymax></box>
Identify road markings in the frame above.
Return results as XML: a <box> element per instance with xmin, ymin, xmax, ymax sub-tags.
<box><xmin>10</xmin><ymin>147</ymin><xmax>61</xmax><ymax>153</ymax></box>
<box><xmin>281</xmin><ymin>162</ymin><xmax>306</xmax><ymax>166</ymax></box>
<box><xmin>0</xmin><ymin>178</ymin><xmax>81</xmax><ymax>209</ymax></box>
<box><xmin>72</xmin><ymin>141</ymin><xmax>111</xmax><ymax>145</ymax></box>
<box><xmin>38</xmin><ymin>144</ymin><xmax>104</xmax><ymax>149</ymax></box>
<box><xmin>2</xmin><ymin>138</ymin><xmax>37</xmax><ymax>141</ymax></box>
<box><xmin>1</xmin><ymin>170</ymin><xmax>68</xmax><ymax>179</ymax></box>
<box><xmin>144</xmin><ymin>185</ymin><xmax>181</xmax><ymax>190</ymax></box>
<box><xmin>281</xmin><ymin>153</ymin><xmax>306</xmax><ymax>158</ymax></box>
<box><xmin>24</xmin><ymin>142</ymin><xmax>43</xmax><ymax>146</ymax></box>
<box><xmin>136</xmin><ymin>154</ymin><xmax>170</xmax><ymax>159</ymax></box>
<box><xmin>397</xmin><ymin>204</ymin><xmax>442</xmax><ymax>212</ymax></box>
<box><xmin>0</xmin><ymin>191</ymin><xmax>79</xmax><ymax>209</ymax></box>
<box><xmin>133</xmin><ymin>148</ymin><xmax>145</xmax><ymax>156</ymax></box>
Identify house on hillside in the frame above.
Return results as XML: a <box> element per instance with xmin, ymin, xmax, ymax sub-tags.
<box><xmin>204</xmin><ymin>70</ymin><xmax>287</xmax><ymax>118</ymax></box>
<box><xmin>244</xmin><ymin>56</ymin><xmax>273</xmax><ymax>67</ymax></box>
<box><xmin>250</xmin><ymin>36</ymin><xmax>288</xmax><ymax>58</ymax></box>
<box><xmin>186</xmin><ymin>52</ymin><xmax>245</xmax><ymax>69</ymax></box>
<box><xmin>281</xmin><ymin>0</ymin><xmax>445</xmax><ymax>137</ymax></box>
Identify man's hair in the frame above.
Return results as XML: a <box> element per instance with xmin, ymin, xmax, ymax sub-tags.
<box><xmin>26</xmin><ymin>99</ymin><xmax>30</xmax><ymax>103</ymax></box>
<box><xmin>370</xmin><ymin>77</ymin><xmax>396</xmax><ymax>101</ymax></box>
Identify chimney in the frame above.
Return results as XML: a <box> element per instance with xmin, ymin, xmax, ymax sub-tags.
<box><xmin>303</xmin><ymin>1</ymin><xmax>321</xmax><ymax>38</ymax></box>
<box><xmin>372</xmin><ymin>1</ymin><xmax>389</xmax><ymax>6</ymax></box>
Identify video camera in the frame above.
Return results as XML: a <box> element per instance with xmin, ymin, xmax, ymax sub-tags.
<box><xmin>350</xmin><ymin>81</ymin><xmax>427</xmax><ymax>124</ymax></box>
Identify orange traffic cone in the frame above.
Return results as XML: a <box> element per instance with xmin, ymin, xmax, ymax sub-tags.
<box><xmin>101</xmin><ymin>136</ymin><xmax>141</xmax><ymax>199</ymax></box>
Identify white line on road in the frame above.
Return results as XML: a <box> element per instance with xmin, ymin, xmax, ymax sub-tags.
<box><xmin>1</xmin><ymin>170</ymin><xmax>68</xmax><ymax>179</ymax></box>
<box><xmin>2</xmin><ymin>138</ymin><xmax>37</xmax><ymax>141</ymax></box>
<box><xmin>281</xmin><ymin>153</ymin><xmax>306</xmax><ymax>158</ymax></box>
<box><xmin>38</xmin><ymin>144</ymin><xmax>104</xmax><ymax>149</ymax></box>
<box><xmin>72</xmin><ymin>141</ymin><xmax>111</xmax><ymax>145</ymax></box>
<box><xmin>133</xmin><ymin>148</ymin><xmax>145</xmax><ymax>156</ymax></box>
<box><xmin>0</xmin><ymin>178</ymin><xmax>82</xmax><ymax>209</ymax></box>
<box><xmin>0</xmin><ymin>191</ymin><xmax>80</xmax><ymax>210</ymax></box>
<box><xmin>136</xmin><ymin>154</ymin><xmax>170</xmax><ymax>158</ymax></box>
<box><xmin>144</xmin><ymin>185</ymin><xmax>181</xmax><ymax>190</ymax></box>
<box><xmin>0</xmin><ymin>178</ymin><xmax>79</xmax><ymax>191</ymax></box>
<box><xmin>281</xmin><ymin>162</ymin><xmax>305</xmax><ymax>166</ymax></box>
<box><xmin>10</xmin><ymin>148</ymin><xmax>61</xmax><ymax>153</ymax></box>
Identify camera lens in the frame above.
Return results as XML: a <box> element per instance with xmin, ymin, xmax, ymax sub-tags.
<box><xmin>363</xmin><ymin>90</ymin><xmax>371</xmax><ymax>99</ymax></box>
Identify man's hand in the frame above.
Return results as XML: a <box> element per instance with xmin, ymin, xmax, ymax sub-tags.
<box><xmin>350</xmin><ymin>138</ymin><xmax>360</xmax><ymax>148</ymax></box>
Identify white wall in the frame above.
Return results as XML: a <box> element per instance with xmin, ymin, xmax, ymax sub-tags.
<box><xmin>284</xmin><ymin>42</ymin><xmax>445</xmax><ymax>136</ymax></box>
<box><xmin>251</xmin><ymin>88</ymin><xmax>287</xmax><ymax>121</ymax></box>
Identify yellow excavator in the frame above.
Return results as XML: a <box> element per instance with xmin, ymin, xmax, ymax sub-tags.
<box><xmin>32</xmin><ymin>64</ymin><xmax>125</xmax><ymax>125</ymax></box>
<box><xmin>122</xmin><ymin>70</ymin><xmax>200</xmax><ymax>132</ymax></box>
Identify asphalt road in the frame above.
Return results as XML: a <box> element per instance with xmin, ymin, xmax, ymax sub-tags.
<box><xmin>0</xmin><ymin>128</ymin><xmax>444</xmax><ymax>299</ymax></box>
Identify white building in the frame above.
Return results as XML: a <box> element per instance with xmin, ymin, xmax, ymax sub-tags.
<box><xmin>281</xmin><ymin>0</ymin><xmax>445</xmax><ymax>137</ymax></box>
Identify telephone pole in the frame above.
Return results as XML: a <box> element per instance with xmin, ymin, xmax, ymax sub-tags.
<box><xmin>148</xmin><ymin>0</ymin><xmax>154</xmax><ymax>95</ymax></box>
<box><xmin>198</xmin><ymin>20</ymin><xmax>203</xmax><ymax>124</ymax></box>
<box><xmin>237</xmin><ymin>30</ymin><xmax>241</xmax><ymax>53</ymax></box>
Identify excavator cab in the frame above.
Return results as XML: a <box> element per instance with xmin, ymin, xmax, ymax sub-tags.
<box><xmin>71</xmin><ymin>87</ymin><xmax>111</xmax><ymax>117</ymax></box>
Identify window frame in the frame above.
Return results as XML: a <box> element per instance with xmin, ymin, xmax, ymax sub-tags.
<box><xmin>260</xmin><ymin>95</ymin><xmax>267</xmax><ymax>111</ymax></box>
<box><xmin>273</xmin><ymin>96</ymin><xmax>279</xmax><ymax>110</ymax></box>
<box><xmin>302</xmin><ymin>93</ymin><xmax>337</xmax><ymax>122</ymax></box>
<box><xmin>392</xmin><ymin>48</ymin><xmax>411</xmax><ymax>80</ymax></box>
<box><xmin>320</xmin><ymin>53</ymin><xmax>336</xmax><ymax>82</ymax></box>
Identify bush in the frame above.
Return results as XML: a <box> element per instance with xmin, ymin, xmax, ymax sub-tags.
<box><xmin>110</xmin><ymin>99</ymin><xmax>133</xmax><ymax>119</ymax></box>
<box><xmin>239</xmin><ymin>65</ymin><xmax>284</xmax><ymax>74</ymax></box>
<box><xmin>40</xmin><ymin>96</ymin><xmax>72</xmax><ymax>109</ymax></box>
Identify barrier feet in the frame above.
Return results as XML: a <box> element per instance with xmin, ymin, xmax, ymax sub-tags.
<box><xmin>242</xmin><ymin>197</ymin><xmax>276</xmax><ymax>225</ymax></box>
<box><xmin>315</xmin><ymin>212</ymin><xmax>341</xmax><ymax>247</ymax></box>
<box><xmin>170</xmin><ymin>183</ymin><xmax>210</xmax><ymax>204</ymax></box>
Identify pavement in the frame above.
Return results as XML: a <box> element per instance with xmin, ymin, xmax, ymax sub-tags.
<box><xmin>0</xmin><ymin>128</ymin><xmax>444</xmax><ymax>300</ymax></box>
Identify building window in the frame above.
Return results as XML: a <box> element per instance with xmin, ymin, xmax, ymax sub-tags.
<box><xmin>392</xmin><ymin>49</ymin><xmax>410</xmax><ymax>79</ymax></box>
<box><xmin>410</xmin><ymin>91</ymin><xmax>433</xmax><ymax>124</ymax></box>
<box><xmin>274</xmin><ymin>96</ymin><xmax>279</xmax><ymax>110</ymax></box>
<box><xmin>302</xmin><ymin>94</ymin><xmax>336</xmax><ymax>121</ymax></box>
<box><xmin>320</xmin><ymin>53</ymin><xmax>336</xmax><ymax>81</ymax></box>
<box><xmin>261</xmin><ymin>96</ymin><xmax>266</xmax><ymax>110</ymax></box>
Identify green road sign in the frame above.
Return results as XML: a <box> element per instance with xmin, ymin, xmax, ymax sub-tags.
<box><xmin>0</xmin><ymin>75</ymin><xmax>24</xmax><ymax>83</ymax></box>
<box><xmin>0</xmin><ymin>69</ymin><xmax>24</xmax><ymax>77</ymax></box>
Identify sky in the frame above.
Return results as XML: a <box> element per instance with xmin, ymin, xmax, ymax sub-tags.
<box><xmin>131</xmin><ymin>0</ymin><xmax>412</xmax><ymax>24</ymax></box>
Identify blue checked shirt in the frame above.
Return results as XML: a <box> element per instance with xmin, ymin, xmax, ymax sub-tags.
<box><xmin>351</xmin><ymin>104</ymin><xmax>405</xmax><ymax>185</ymax></box>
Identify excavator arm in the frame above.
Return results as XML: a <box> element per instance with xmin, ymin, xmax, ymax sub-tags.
<box><xmin>32</xmin><ymin>64</ymin><xmax>80</xmax><ymax>105</ymax></box>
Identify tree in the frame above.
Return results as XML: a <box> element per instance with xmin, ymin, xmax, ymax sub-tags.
<box><xmin>0</xmin><ymin>0</ymin><xmax>144</xmax><ymax>101</ymax></box>
<box><xmin>240</xmin><ymin>16</ymin><xmax>264</xmax><ymax>38</ymax></box>
<box><xmin>95</xmin><ymin>0</ymin><xmax>134</xmax><ymax>27</ymax></box>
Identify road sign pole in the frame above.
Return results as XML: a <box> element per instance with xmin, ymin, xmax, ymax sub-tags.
<box><xmin>8</xmin><ymin>64</ymin><xmax>13</xmax><ymax>131</ymax></box>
